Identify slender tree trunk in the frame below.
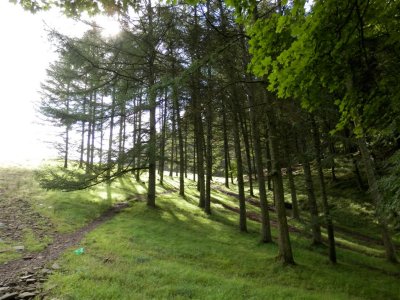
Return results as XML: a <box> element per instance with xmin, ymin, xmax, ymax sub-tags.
<box><xmin>118</xmin><ymin>103</ymin><xmax>125</xmax><ymax>173</ymax></box>
<box><xmin>247</xmin><ymin>88</ymin><xmax>272</xmax><ymax>242</ymax></box>
<box><xmin>265</xmin><ymin>137</ymin><xmax>273</xmax><ymax>191</ymax></box>
<box><xmin>64</xmin><ymin>85</ymin><xmax>70</xmax><ymax>169</ymax></box>
<box><xmin>172</xmin><ymin>84</ymin><xmax>185</xmax><ymax>197</ymax></box>
<box><xmin>99</xmin><ymin>96</ymin><xmax>104</xmax><ymax>167</ymax></box>
<box><xmin>300</xmin><ymin>136</ymin><xmax>323</xmax><ymax>245</ymax></box>
<box><xmin>232</xmin><ymin>107</ymin><xmax>247</xmax><ymax>232</ymax></box>
<box><xmin>265</xmin><ymin>93</ymin><xmax>294</xmax><ymax>264</ymax></box>
<box><xmin>107</xmin><ymin>87</ymin><xmax>116</xmax><ymax>181</ymax></box>
<box><xmin>135</xmin><ymin>94</ymin><xmax>143</xmax><ymax>182</ymax></box>
<box><xmin>169</xmin><ymin>106</ymin><xmax>175</xmax><ymax>177</ymax></box>
<box><xmin>193</xmin><ymin>91</ymin><xmax>205</xmax><ymax>207</ymax></box>
<box><xmin>90</xmin><ymin>92</ymin><xmax>96</xmax><ymax>168</ymax></box>
<box><xmin>358</xmin><ymin>136</ymin><xmax>397</xmax><ymax>263</ymax></box>
<box><xmin>205</xmin><ymin>97</ymin><xmax>212</xmax><ymax>214</ymax></box>
<box><xmin>222</xmin><ymin>101</ymin><xmax>230</xmax><ymax>188</ymax></box>
<box><xmin>184</xmin><ymin>119</ymin><xmax>188</xmax><ymax>179</ymax></box>
<box><xmin>283</xmin><ymin>134</ymin><xmax>300</xmax><ymax>220</ymax></box>
<box><xmin>193</xmin><ymin>135</ymin><xmax>196</xmax><ymax>182</ymax></box>
<box><xmin>79</xmin><ymin>97</ymin><xmax>87</xmax><ymax>169</ymax></box>
<box><xmin>85</xmin><ymin>92</ymin><xmax>93</xmax><ymax>174</ymax></box>
<box><xmin>159</xmin><ymin>94</ymin><xmax>167</xmax><ymax>185</ymax></box>
<box><xmin>239</xmin><ymin>113</ymin><xmax>254</xmax><ymax>197</ymax></box>
<box><xmin>311</xmin><ymin>116</ymin><xmax>336</xmax><ymax>263</ymax></box>
<box><xmin>192</xmin><ymin>5</ymin><xmax>205</xmax><ymax>208</ymax></box>
<box><xmin>353</xmin><ymin>158</ymin><xmax>365</xmax><ymax>190</ymax></box>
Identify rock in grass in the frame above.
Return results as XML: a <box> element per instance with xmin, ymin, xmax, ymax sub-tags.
<box><xmin>13</xmin><ymin>246</ymin><xmax>24</xmax><ymax>252</ymax></box>
<box><xmin>26</xmin><ymin>279</ymin><xmax>36</xmax><ymax>284</ymax></box>
<box><xmin>41</xmin><ymin>268</ymin><xmax>52</xmax><ymax>275</ymax></box>
<box><xmin>51</xmin><ymin>263</ymin><xmax>60</xmax><ymax>270</ymax></box>
<box><xmin>0</xmin><ymin>292</ymin><xmax>18</xmax><ymax>300</ymax></box>
<box><xmin>18</xmin><ymin>292</ymin><xmax>36</xmax><ymax>298</ymax></box>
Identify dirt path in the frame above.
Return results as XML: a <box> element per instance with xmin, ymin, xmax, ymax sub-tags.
<box><xmin>0</xmin><ymin>202</ymin><xmax>129</xmax><ymax>299</ymax></box>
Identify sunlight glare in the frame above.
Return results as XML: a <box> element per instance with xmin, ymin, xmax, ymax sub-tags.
<box><xmin>0</xmin><ymin>2</ymin><xmax>121</xmax><ymax>166</ymax></box>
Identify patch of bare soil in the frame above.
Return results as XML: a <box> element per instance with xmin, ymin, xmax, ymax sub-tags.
<box><xmin>0</xmin><ymin>202</ymin><xmax>129</xmax><ymax>300</ymax></box>
<box><xmin>0</xmin><ymin>197</ymin><xmax>54</xmax><ymax>245</ymax></box>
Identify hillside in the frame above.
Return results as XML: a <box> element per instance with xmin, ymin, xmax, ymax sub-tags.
<box><xmin>0</xmin><ymin>168</ymin><xmax>399</xmax><ymax>299</ymax></box>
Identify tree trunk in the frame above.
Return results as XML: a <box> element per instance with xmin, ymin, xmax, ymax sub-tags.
<box><xmin>135</xmin><ymin>94</ymin><xmax>143</xmax><ymax>182</ymax></box>
<box><xmin>265</xmin><ymin>137</ymin><xmax>273</xmax><ymax>191</ymax></box>
<box><xmin>247</xmin><ymin>87</ymin><xmax>272</xmax><ymax>242</ymax></box>
<box><xmin>107</xmin><ymin>87</ymin><xmax>116</xmax><ymax>181</ymax></box>
<box><xmin>232</xmin><ymin>107</ymin><xmax>247</xmax><ymax>232</ymax></box>
<box><xmin>172</xmin><ymin>84</ymin><xmax>185</xmax><ymax>197</ymax></box>
<box><xmin>118</xmin><ymin>102</ymin><xmax>125</xmax><ymax>173</ymax></box>
<box><xmin>159</xmin><ymin>93</ymin><xmax>167</xmax><ymax>185</ymax></box>
<box><xmin>64</xmin><ymin>85</ymin><xmax>70</xmax><ymax>169</ymax></box>
<box><xmin>191</xmin><ymin>5</ymin><xmax>205</xmax><ymax>208</ymax></box>
<box><xmin>205</xmin><ymin>98</ymin><xmax>212</xmax><ymax>214</ymax></box>
<box><xmin>222</xmin><ymin>101</ymin><xmax>230</xmax><ymax>188</ymax></box>
<box><xmin>85</xmin><ymin>92</ymin><xmax>93</xmax><ymax>174</ymax></box>
<box><xmin>90</xmin><ymin>92</ymin><xmax>96</xmax><ymax>168</ymax></box>
<box><xmin>184</xmin><ymin>118</ymin><xmax>188</xmax><ymax>179</ymax></box>
<box><xmin>99</xmin><ymin>96</ymin><xmax>104</xmax><ymax>167</ymax></box>
<box><xmin>239</xmin><ymin>113</ymin><xmax>254</xmax><ymax>197</ymax></box>
<box><xmin>283</xmin><ymin>134</ymin><xmax>300</xmax><ymax>220</ymax></box>
<box><xmin>169</xmin><ymin>106</ymin><xmax>175</xmax><ymax>177</ymax></box>
<box><xmin>311</xmin><ymin>115</ymin><xmax>336</xmax><ymax>263</ymax></box>
<box><xmin>300</xmin><ymin>136</ymin><xmax>323</xmax><ymax>245</ymax></box>
<box><xmin>79</xmin><ymin>97</ymin><xmax>86</xmax><ymax>169</ymax></box>
<box><xmin>265</xmin><ymin>92</ymin><xmax>294</xmax><ymax>264</ymax></box>
<box><xmin>358</xmin><ymin>136</ymin><xmax>398</xmax><ymax>263</ymax></box>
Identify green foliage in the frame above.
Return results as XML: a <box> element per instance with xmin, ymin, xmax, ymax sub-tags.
<box><xmin>35</xmin><ymin>164</ymin><xmax>100</xmax><ymax>191</ymax></box>
<box><xmin>234</xmin><ymin>0</ymin><xmax>400</xmax><ymax>134</ymax></box>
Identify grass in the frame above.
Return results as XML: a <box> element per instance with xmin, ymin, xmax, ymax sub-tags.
<box><xmin>1</xmin><ymin>166</ymin><xmax>400</xmax><ymax>299</ymax></box>
<box><xmin>42</xmin><ymin>175</ymin><xmax>400</xmax><ymax>300</ymax></box>
<box><xmin>0</xmin><ymin>167</ymin><xmax>138</xmax><ymax>263</ymax></box>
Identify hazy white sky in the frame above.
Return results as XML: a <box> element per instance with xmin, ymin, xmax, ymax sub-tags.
<box><xmin>0</xmin><ymin>1</ymin><xmax>120</xmax><ymax>166</ymax></box>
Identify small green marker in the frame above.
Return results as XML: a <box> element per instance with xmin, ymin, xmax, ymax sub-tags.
<box><xmin>74</xmin><ymin>247</ymin><xmax>84</xmax><ymax>255</ymax></box>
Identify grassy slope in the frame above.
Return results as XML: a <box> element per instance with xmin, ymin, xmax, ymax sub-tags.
<box><xmin>1</xmin><ymin>167</ymin><xmax>399</xmax><ymax>299</ymax></box>
<box><xmin>44</xmin><ymin>177</ymin><xmax>400</xmax><ymax>300</ymax></box>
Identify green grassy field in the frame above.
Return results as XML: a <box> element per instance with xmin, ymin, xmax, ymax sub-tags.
<box><xmin>45</xmin><ymin>189</ymin><xmax>400</xmax><ymax>300</ymax></box>
<box><xmin>1</xmin><ymin>167</ymin><xmax>399</xmax><ymax>299</ymax></box>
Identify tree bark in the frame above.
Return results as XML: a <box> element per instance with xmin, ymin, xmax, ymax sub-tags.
<box><xmin>283</xmin><ymin>134</ymin><xmax>300</xmax><ymax>220</ymax></box>
<box><xmin>311</xmin><ymin>115</ymin><xmax>336</xmax><ymax>263</ymax></box>
<box><xmin>239</xmin><ymin>113</ymin><xmax>254</xmax><ymax>197</ymax></box>
<box><xmin>159</xmin><ymin>93</ymin><xmax>167</xmax><ymax>185</ymax></box>
<box><xmin>300</xmin><ymin>136</ymin><xmax>323</xmax><ymax>245</ymax></box>
<box><xmin>358</xmin><ymin>136</ymin><xmax>397</xmax><ymax>263</ymax></box>
<box><xmin>144</xmin><ymin>0</ymin><xmax>157</xmax><ymax>208</ymax></box>
<box><xmin>232</xmin><ymin>105</ymin><xmax>247</xmax><ymax>232</ymax></box>
<box><xmin>247</xmin><ymin>88</ymin><xmax>272</xmax><ymax>242</ymax></box>
<box><xmin>107</xmin><ymin>87</ymin><xmax>116</xmax><ymax>181</ymax></box>
<box><xmin>64</xmin><ymin>84</ymin><xmax>70</xmax><ymax>169</ymax></box>
<box><xmin>264</xmin><ymin>92</ymin><xmax>294</xmax><ymax>264</ymax></box>
<box><xmin>222</xmin><ymin>101</ymin><xmax>230</xmax><ymax>188</ymax></box>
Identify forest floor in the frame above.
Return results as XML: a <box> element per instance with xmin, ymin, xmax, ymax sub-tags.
<box><xmin>0</xmin><ymin>167</ymin><xmax>399</xmax><ymax>299</ymax></box>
